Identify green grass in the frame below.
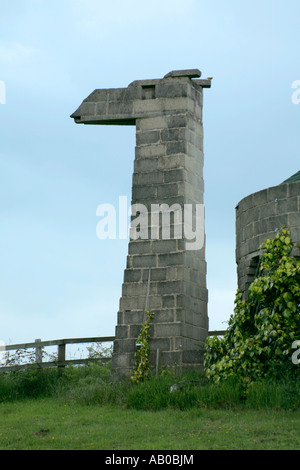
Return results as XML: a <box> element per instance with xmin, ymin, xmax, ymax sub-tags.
<box><xmin>0</xmin><ymin>399</ymin><xmax>299</xmax><ymax>450</ymax></box>
<box><xmin>0</xmin><ymin>365</ymin><xmax>299</xmax><ymax>449</ymax></box>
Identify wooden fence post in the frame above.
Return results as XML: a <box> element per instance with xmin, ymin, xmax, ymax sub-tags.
<box><xmin>35</xmin><ymin>339</ymin><xmax>42</xmax><ymax>365</ymax></box>
<box><xmin>58</xmin><ymin>343</ymin><xmax>66</xmax><ymax>371</ymax></box>
<box><xmin>155</xmin><ymin>348</ymin><xmax>160</xmax><ymax>376</ymax></box>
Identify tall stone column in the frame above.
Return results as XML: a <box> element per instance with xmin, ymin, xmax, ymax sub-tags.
<box><xmin>71</xmin><ymin>69</ymin><xmax>211</xmax><ymax>378</ymax></box>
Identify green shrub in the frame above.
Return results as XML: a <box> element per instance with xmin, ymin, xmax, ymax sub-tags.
<box><xmin>0</xmin><ymin>365</ymin><xmax>299</xmax><ymax>411</ymax></box>
<box><xmin>126</xmin><ymin>373</ymin><xmax>243</xmax><ymax>411</ymax></box>
<box><xmin>0</xmin><ymin>368</ymin><xmax>60</xmax><ymax>401</ymax></box>
<box><xmin>131</xmin><ymin>310</ymin><xmax>155</xmax><ymax>384</ymax></box>
<box><xmin>245</xmin><ymin>379</ymin><xmax>300</xmax><ymax>410</ymax></box>
<box><xmin>127</xmin><ymin>373</ymin><xmax>174</xmax><ymax>410</ymax></box>
<box><xmin>204</xmin><ymin>228</ymin><xmax>300</xmax><ymax>385</ymax></box>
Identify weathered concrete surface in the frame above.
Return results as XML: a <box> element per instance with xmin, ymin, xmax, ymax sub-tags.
<box><xmin>71</xmin><ymin>70</ymin><xmax>211</xmax><ymax>379</ymax></box>
<box><xmin>236</xmin><ymin>179</ymin><xmax>300</xmax><ymax>296</ymax></box>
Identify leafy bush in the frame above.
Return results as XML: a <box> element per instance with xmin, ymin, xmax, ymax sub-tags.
<box><xmin>245</xmin><ymin>379</ymin><xmax>300</xmax><ymax>410</ymax></box>
<box><xmin>0</xmin><ymin>368</ymin><xmax>61</xmax><ymax>401</ymax></box>
<box><xmin>131</xmin><ymin>310</ymin><xmax>155</xmax><ymax>384</ymax></box>
<box><xmin>204</xmin><ymin>228</ymin><xmax>300</xmax><ymax>385</ymax></box>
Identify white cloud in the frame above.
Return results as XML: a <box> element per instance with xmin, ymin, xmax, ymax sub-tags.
<box><xmin>0</xmin><ymin>40</ymin><xmax>76</xmax><ymax>99</ymax></box>
<box><xmin>68</xmin><ymin>0</ymin><xmax>196</xmax><ymax>39</ymax></box>
<box><xmin>0</xmin><ymin>41</ymin><xmax>44</xmax><ymax>66</ymax></box>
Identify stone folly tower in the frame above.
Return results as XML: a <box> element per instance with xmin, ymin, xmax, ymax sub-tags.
<box><xmin>71</xmin><ymin>69</ymin><xmax>212</xmax><ymax>378</ymax></box>
<box><xmin>236</xmin><ymin>171</ymin><xmax>300</xmax><ymax>297</ymax></box>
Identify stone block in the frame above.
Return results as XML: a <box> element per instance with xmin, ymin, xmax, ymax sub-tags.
<box><xmin>136</xmin><ymin>130</ymin><xmax>161</xmax><ymax>146</ymax></box>
<box><xmin>132</xmin><ymin>184</ymin><xmax>157</xmax><ymax>201</ymax></box>
<box><xmin>161</xmin><ymin>128</ymin><xmax>184</xmax><ymax>142</ymax></box>
<box><xmin>267</xmin><ymin>214</ymin><xmax>289</xmax><ymax>231</ymax></box>
<box><xmin>78</xmin><ymin>102</ymin><xmax>96</xmax><ymax>116</ymax></box>
<box><xmin>123</xmin><ymin>269</ymin><xmax>142</xmax><ymax>283</ymax></box>
<box><xmin>253</xmin><ymin>219</ymin><xmax>269</xmax><ymax>236</ymax></box>
<box><xmin>157</xmin><ymin>280</ymin><xmax>185</xmax><ymax>296</ymax></box>
<box><xmin>134</xmin><ymin>157</ymin><xmax>159</xmax><ymax>173</ymax></box>
<box><xmin>151</xmin><ymin>239</ymin><xmax>177</xmax><ymax>254</ymax></box>
<box><xmin>132</xmin><ymin>254</ymin><xmax>157</xmax><ymax>268</ymax></box>
<box><xmin>119</xmin><ymin>296</ymin><xmax>139</xmax><ymax>311</ymax></box>
<box><xmin>111</xmin><ymin>352</ymin><xmax>129</xmax><ymax>368</ymax></box>
<box><xmin>158</xmin><ymin>154</ymin><xmax>184</xmax><ymax>170</ymax></box>
<box><xmin>152</xmin><ymin>309</ymin><xmax>175</xmax><ymax>323</ymax></box>
<box><xmin>162</xmin><ymin>295</ymin><xmax>175</xmax><ymax>308</ymax></box>
<box><xmin>164</xmin><ymin>69</ymin><xmax>201</xmax><ymax>79</ymax></box>
<box><xmin>160</xmin><ymin>351</ymin><xmax>181</xmax><ymax>367</ymax></box>
<box><xmin>163</xmin><ymin>168</ymin><xmax>186</xmax><ymax>183</ymax></box>
<box><xmin>95</xmin><ymin>102</ymin><xmax>107</xmax><ymax>115</ymax></box>
<box><xmin>128</xmin><ymin>241</ymin><xmax>151</xmax><ymax>255</ymax></box>
<box><xmin>141</xmin><ymin>267</ymin><xmax>167</xmax><ymax>282</ymax></box>
<box><xmin>259</xmin><ymin>202</ymin><xmax>276</xmax><ymax>219</ymax></box>
<box><xmin>288</xmin><ymin>181</ymin><xmax>300</xmax><ymax>197</ymax></box>
<box><xmin>133</xmin><ymin>171</ymin><xmax>164</xmax><ymax>186</ymax></box>
<box><xmin>157</xmin><ymin>183</ymin><xmax>179</xmax><ymax>198</ymax></box>
<box><xmin>108</xmin><ymin>100</ymin><xmax>133</xmax><ymax>115</ymax></box>
<box><xmin>238</xmin><ymin>194</ymin><xmax>253</xmax><ymax>213</ymax></box>
<box><xmin>135</xmin><ymin>143</ymin><xmax>166</xmax><ymax>159</ymax></box>
<box><xmin>123</xmin><ymin>310</ymin><xmax>145</xmax><ymax>325</ymax></box>
<box><xmin>288</xmin><ymin>212</ymin><xmax>300</xmax><ymax>227</ymax></box>
<box><xmin>84</xmin><ymin>89</ymin><xmax>109</xmax><ymax>102</ymax></box>
<box><xmin>149</xmin><ymin>337</ymin><xmax>171</xmax><ymax>351</ymax></box>
<box><xmin>167</xmin><ymin>114</ymin><xmax>187</xmax><ymax>128</ymax></box>
<box><xmin>115</xmin><ymin>325</ymin><xmax>129</xmax><ymax>339</ymax></box>
<box><xmin>268</xmin><ymin>184</ymin><xmax>288</xmax><ymax>201</ymax></box>
<box><xmin>252</xmin><ymin>189</ymin><xmax>268</xmax><ymax>206</ymax></box>
<box><xmin>144</xmin><ymin>295</ymin><xmax>162</xmax><ymax>310</ymax></box>
<box><xmin>122</xmin><ymin>282</ymin><xmax>148</xmax><ymax>297</ymax></box>
<box><xmin>129</xmin><ymin>323</ymin><xmax>154</xmax><ymax>338</ymax></box>
<box><xmin>136</xmin><ymin>116</ymin><xmax>169</xmax><ymax>131</ymax></box>
<box><xmin>166</xmin><ymin>141</ymin><xmax>187</xmax><ymax>155</ymax></box>
<box><xmin>158</xmin><ymin>252</ymin><xmax>185</xmax><ymax>267</ymax></box>
<box><xmin>154</xmin><ymin>323</ymin><xmax>182</xmax><ymax>338</ymax></box>
<box><xmin>155</xmin><ymin>82</ymin><xmax>189</xmax><ymax>99</ymax></box>
<box><xmin>277</xmin><ymin>196</ymin><xmax>298</xmax><ymax>214</ymax></box>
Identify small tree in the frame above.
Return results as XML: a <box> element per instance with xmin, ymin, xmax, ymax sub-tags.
<box><xmin>204</xmin><ymin>228</ymin><xmax>300</xmax><ymax>384</ymax></box>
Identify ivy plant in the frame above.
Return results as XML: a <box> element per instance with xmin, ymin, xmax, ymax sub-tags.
<box><xmin>131</xmin><ymin>310</ymin><xmax>155</xmax><ymax>384</ymax></box>
<box><xmin>204</xmin><ymin>228</ymin><xmax>300</xmax><ymax>385</ymax></box>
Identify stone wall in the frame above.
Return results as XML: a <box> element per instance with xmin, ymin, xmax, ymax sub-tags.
<box><xmin>71</xmin><ymin>70</ymin><xmax>212</xmax><ymax>379</ymax></box>
<box><xmin>236</xmin><ymin>180</ymin><xmax>300</xmax><ymax>295</ymax></box>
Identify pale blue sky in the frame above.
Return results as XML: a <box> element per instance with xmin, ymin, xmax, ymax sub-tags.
<box><xmin>0</xmin><ymin>0</ymin><xmax>299</xmax><ymax>345</ymax></box>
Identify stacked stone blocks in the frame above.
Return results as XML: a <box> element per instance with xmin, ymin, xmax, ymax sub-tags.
<box><xmin>236</xmin><ymin>180</ymin><xmax>300</xmax><ymax>295</ymax></box>
<box><xmin>71</xmin><ymin>70</ymin><xmax>211</xmax><ymax>378</ymax></box>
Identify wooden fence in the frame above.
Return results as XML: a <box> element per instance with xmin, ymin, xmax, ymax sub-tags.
<box><xmin>0</xmin><ymin>331</ymin><xmax>225</xmax><ymax>372</ymax></box>
<box><xmin>0</xmin><ymin>336</ymin><xmax>115</xmax><ymax>372</ymax></box>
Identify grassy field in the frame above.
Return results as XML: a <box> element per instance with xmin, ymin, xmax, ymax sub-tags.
<box><xmin>0</xmin><ymin>399</ymin><xmax>299</xmax><ymax>450</ymax></box>
<box><xmin>0</xmin><ymin>365</ymin><xmax>299</xmax><ymax>450</ymax></box>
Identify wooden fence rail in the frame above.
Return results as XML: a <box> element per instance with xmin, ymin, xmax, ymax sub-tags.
<box><xmin>0</xmin><ymin>336</ymin><xmax>115</xmax><ymax>372</ymax></box>
<box><xmin>0</xmin><ymin>331</ymin><xmax>225</xmax><ymax>372</ymax></box>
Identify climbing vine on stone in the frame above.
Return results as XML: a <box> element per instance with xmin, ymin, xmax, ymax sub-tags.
<box><xmin>204</xmin><ymin>228</ymin><xmax>300</xmax><ymax>385</ymax></box>
<box><xmin>131</xmin><ymin>310</ymin><xmax>155</xmax><ymax>384</ymax></box>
